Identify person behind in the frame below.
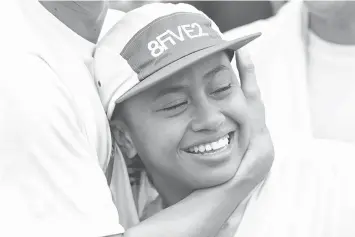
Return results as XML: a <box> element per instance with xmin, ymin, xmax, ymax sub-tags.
<box><xmin>95</xmin><ymin>3</ymin><xmax>355</xmax><ymax>237</ymax></box>
<box><xmin>184</xmin><ymin>1</ymin><xmax>275</xmax><ymax>32</ymax></box>
<box><xmin>0</xmin><ymin>1</ymin><xmax>272</xmax><ymax>236</ymax></box>
<box><xmin>225</xmin><ymin>0</ymin><xmax>355</xmax><ymax>145</ymax></box>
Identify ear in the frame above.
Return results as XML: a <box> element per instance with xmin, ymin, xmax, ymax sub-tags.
<box><xmin>111</xmin><ymin>120</ymin><xmax>137</xmax><ymax>159</ymax></box>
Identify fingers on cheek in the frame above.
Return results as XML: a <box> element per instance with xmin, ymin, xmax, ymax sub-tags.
<box><xmin>235</xmin><ymin>51</ymin><xmax>261</xmax><ymax>99</ymax></box>
<box><xmin>230</xmin><ymin>95</ymin><xmax>249</xmax><ymax>120</ymax></box>
<box><xmin>245</xmin><ymin>87</ymin><xmax>261</xmax><ymax>101</ymax></box>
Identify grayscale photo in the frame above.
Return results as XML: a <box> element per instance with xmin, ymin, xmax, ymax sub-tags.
<box><xmin>1</xmin><ymin>1</ymin><xmax>355</xmax><ymax>236</ymax></box>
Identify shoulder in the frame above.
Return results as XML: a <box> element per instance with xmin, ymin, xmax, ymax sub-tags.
<box><xmin>4</xmin><ymin>53</ymin><xmax>76</xmax><ymax>108</ymax></box>
<box><xmin>1</xmin><ymin>53</ymin><xmax>83</xmax><ymax>142</ymax></box>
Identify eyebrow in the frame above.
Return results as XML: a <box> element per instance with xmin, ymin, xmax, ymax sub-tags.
<box><xmin>153</xmin><ymin>65</ymin><xmax>229</xmax><ymax>100</ymax></box>
<box><xmin>154</xmin><ymin>85</ymin><xmax>188</xmax><ymax>101</ymax></box>
<box><xmin>203</xmin><ymin>65</ymin><xmax>229</xmax><ymax>80</ymax></box>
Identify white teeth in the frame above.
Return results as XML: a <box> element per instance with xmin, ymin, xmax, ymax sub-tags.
<box><xmin>199</xmin><ymin>145</ymin><xmax>206</xmax><ymax>153</ymax></box>
<box><xmin>187</xmin><ymin>134</ymin><xmax>231</xmax><ymax>154</ymax></box>
<box><xmin>220</xmin><ymin>138</ymin><xmax>228</xmax><ymax>147</ymax></box>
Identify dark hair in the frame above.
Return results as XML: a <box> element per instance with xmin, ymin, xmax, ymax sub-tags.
<box><xmin>125</xmin><ymin>154</ymin><xmax>146</xmax><ymax>186</ymax></box>
<box><xmin>111</xmin><ymin>102</ymin><xmax>124</xmax><ymax>122</ymax></box>
<box><xmin>111</xmin><ymin>103</ymin><xmax>148</xmax><ymax>187</ymax></box>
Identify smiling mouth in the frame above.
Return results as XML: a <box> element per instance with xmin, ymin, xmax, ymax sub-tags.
<box><xmin>184</xmin><ymin>132</ymin><xmax>234</xmax><ymax>155</ymax></box>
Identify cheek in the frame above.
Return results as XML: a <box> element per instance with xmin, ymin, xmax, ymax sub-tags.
<box><xmin>130</xmin><ymin>116</ymin><xmax>187</xmax><ymax>170</ymax></box>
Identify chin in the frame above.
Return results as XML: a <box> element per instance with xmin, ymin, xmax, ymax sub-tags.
<box><xmin>190</xmin><ymin>156</ymin><xmax>242</xmax><ymax>189</ymax></box>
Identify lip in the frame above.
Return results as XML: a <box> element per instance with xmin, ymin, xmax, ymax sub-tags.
<box><xmin>179</xmin><ymin>131</ymin><xmax>237</xmax><ymax>167</ymax></box>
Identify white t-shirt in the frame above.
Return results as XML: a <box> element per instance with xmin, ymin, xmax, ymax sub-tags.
<box><xmin>233</xmin><ymin>137</ymin><xmax>355</xmax><ymax>237</ymax></box>
<box><xmin>0</xmin><ymin>1</ymin><xmax>123</xmax><ymax>236</ymax></box>
<box><xmin>308</xmin><ymin>31</ymin><xmax>355</xmax><ymax>143</ymax></box>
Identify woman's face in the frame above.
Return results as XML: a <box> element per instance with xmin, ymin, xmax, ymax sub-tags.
<box><xmin>117</xmin><ymin>52</ymin><xmax>250</xmax><ymax>191</ymax></box>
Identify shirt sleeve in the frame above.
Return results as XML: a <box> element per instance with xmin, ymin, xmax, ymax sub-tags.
<box><xmin>0</xmin><ymin>53</ymin><xmax>124</xmax><ymax>236</ymax></box>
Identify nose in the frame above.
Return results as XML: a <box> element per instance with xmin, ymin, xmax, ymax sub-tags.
<box><xmin>191</xmin><ymin>100</ymin><xmax>225</xmax><ymax>132</ymax></box>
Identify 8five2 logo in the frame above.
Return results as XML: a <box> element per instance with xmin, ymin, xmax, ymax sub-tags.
<box><xmin>147</xmin><ymin>23</ymin><xmax>209</xmax><ymax>58</ymax></box>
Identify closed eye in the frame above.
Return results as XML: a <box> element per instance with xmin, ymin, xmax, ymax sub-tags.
<box><xmin>213</xmin><ymin>83</ymin><xmax>232</xmax><ymax>94</ymax></box>
<box><xmin>160</xmin><ymin>101</ymin><xmax>188</xmax><ymax>111</ymax></box>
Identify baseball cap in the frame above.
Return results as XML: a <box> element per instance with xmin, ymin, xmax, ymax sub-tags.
<box><xmin>94</xmin><ymin>3</ymin><xmax>261</xmax><ymax>120</ymax></box>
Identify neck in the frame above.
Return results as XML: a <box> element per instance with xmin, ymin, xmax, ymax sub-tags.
<box><xmin>309</xmin><ymin>13</ymin><xmax>355</xmax><ymax>45</ymax></box>
<box><xmin>150</xmin><ymin>173</ymin><xmax>192</xmax><ymax>207</ymax></box>
<box><xmin>39</xmin><ymin>1</ymin><xmax>108</xmax><ymax>43</ymax></box>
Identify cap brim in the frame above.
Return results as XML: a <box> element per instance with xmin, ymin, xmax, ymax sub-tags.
<box><xmin>116</xmin><ymin>32</ymin><xmax>261</xmax><ymax>104</ymax></box>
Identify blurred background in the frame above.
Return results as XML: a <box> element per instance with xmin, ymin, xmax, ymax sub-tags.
<box><xmin>108</xmin><ymin>1</ymin><xmax>288</xmax><ymax>33</ymax></box>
